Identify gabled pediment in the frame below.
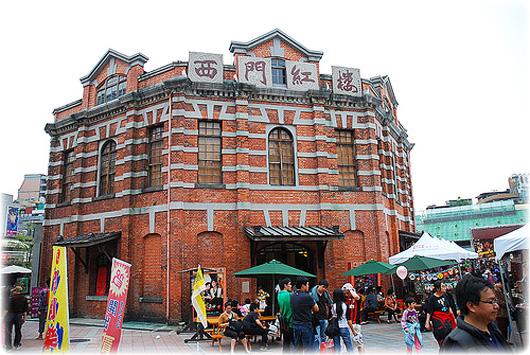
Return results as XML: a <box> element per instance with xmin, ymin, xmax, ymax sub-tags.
<box><xmin>80</xmin><ymin>49</ymin><xmax>149</xmax><ymax>86</ymax></box>
<box><xmin>370</xmin><ymin>75</ymin><xmax>398</xmax><ymax>107</ymax></box>
<box><xmin>229</xmin><ymin>28</ymin><xmax>323</xmax><ymax>62</ymax></box>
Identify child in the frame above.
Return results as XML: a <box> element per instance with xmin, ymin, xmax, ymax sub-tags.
<box><xmin>401</xmin><ymin>297</ymin><xmax>423</xmax><ymax>354</ymax></box>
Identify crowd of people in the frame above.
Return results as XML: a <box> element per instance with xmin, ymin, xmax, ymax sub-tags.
<box><xmin>217</xmin><ymin>268</ymin><xmax>517</xmax><ymax>354</ymax></box>
<box><xmin>2</xmin><ymin>261</ymin><xmax>521</xmax><ymax>353</ymax></box>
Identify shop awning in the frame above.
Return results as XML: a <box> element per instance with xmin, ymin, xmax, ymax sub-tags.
<box><xmin>53</xmin><ymin>232</ymin><xmax>121</xmax><ymax>273</ymax></box>
<box><xmin>53</xmin><ymin>232</ymin><xmax>121</xmax><ymax>248</ymax></box>
<box><xmin>244</xmin><ymin>226</ymin><xmax>344</xmax><ymax>242</ymax></box>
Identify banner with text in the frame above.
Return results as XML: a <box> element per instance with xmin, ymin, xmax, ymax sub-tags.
<box><xmin>101</xmin><ymin>258</ymin><xmax>132</xmax><ymax>353</ymax></box>
<box><xmin>43</xmin><ymin>246</ymin><xmax>70</xmax><ymax>353</ymax></box>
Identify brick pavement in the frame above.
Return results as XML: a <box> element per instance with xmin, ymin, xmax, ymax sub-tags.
<box><xmin>3</xmin><ymin>317</ymin><xmax>523</xmax><ymax>354</ymax></box>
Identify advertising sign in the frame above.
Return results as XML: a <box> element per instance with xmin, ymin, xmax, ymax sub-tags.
<box><xmin>101</xmin><ymin>258</ymin><xmax>132</xmax><ymax>353</ymax></box>
<box><xmin>43</xmin><ymin>246</ymin><xmax>70</xmax><ymax>352</ymax></box>
<box><xmin>31</xmin><ymin>287</ymin><xmax>45</xmax><ymax>318</ymax></box>
<box><xmin>6</xmin><ymin>206</ymin><xmax>19</xmax><ymax>237</ymax></box>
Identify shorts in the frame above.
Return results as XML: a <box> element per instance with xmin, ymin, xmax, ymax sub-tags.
<box><xmin>351</xmin><ymin>324</ymin><xmax>364</xmax><ymax>347</ymax></box>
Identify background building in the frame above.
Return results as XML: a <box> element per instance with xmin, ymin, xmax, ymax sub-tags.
<box><xmin>41</xmin><ymin>29</ymin><xmax>415</xmax><ymax>323</ymax></box>
<box><xmin>416</xmin><ymin>173</ymin><xmax>528</xmax><ymax>252</ymax></box>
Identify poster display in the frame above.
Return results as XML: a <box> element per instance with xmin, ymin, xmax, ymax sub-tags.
<box><xmin>6</xmin><ymin>206</ymin><xmax>19</xmax><ymax>236</ymax></box>
<box><xmin>100</xmin><ymin>258</ymin><xmax>132</xmax><ymax>354</ymax></box>
<box><xmin>43</xmin><ymin>246</ymin><xmax>70</xmax><ymax>353</ymax></box>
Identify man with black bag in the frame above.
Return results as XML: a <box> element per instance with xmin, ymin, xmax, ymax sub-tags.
<box><xmin>278</xmin><ymin>278</ymin><xmax>294</xmax><ymax>352</ymax></box>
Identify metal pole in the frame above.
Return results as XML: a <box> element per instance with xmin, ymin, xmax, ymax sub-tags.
<box><xmin>499</xmin><ymin>259</ymin><xmax>520</xmax><ymax>349</ymax></box>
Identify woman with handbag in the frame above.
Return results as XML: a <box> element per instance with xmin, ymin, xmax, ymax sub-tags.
<box><xmin>219</xmin><ymin>302</ymin><xmax>250</xmax><ymax>354</ymax></box>
<box><xmin>329</xmin><ymin>288</ymin><xmax>357</xmax><ymax>353</ymax></box>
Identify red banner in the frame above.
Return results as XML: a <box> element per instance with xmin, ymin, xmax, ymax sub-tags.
<box><xmin>100</xmin><ymin>258</ymin><xmax>131</xmax><ymax>353</ymax></box>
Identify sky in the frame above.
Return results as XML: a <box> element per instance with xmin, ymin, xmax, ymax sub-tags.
<box><xmin>0</xmin><ymin>0</ymin><xmax>528</xmax><ymax>212</ymax></box>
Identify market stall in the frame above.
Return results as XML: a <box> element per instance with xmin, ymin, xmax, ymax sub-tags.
<box><xmin>494</xmin><ymin>224</ymin><xmax>528</xmax><ymax>346</ymax></box>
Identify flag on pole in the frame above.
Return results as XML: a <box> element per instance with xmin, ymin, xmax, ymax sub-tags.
<box><xmin>43</xmin><ymin>246</ymin><xmax>70</xmax><ymax>353</ymax></box>
<box><xmin>191</xmin><ymin>266</ymin><xmax>208</xmax><ymax>328</ymax></box>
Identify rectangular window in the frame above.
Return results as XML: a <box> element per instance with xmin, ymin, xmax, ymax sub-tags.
<box><xmin>198</xmin><ymin>121</ymin><xmax>222</xmax><ymax>183</ymax></box>
<box><xmin>148</xmin><ymin>125</ymin><xmax>164</xmax><ymax>187</ymax></box>
<box><xmin>62</xmin><ymin>150</ymin><xmax>75</xmax><ymax>202</ymax></box>
<box><xmin>272</xmin><ymin>58</ymin><xmax>286</xmax><ymax>85</ymax></box>
<box><xmin>336</xmin><ymin>130</ymin><xmax>357</xmax><ymax>186</ymax></box>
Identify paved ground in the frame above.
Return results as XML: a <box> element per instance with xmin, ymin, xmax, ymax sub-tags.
<box><xmin>3</xmin><ymin>317</ymin><xmax>525</xmax><ymax>354</ymax></box>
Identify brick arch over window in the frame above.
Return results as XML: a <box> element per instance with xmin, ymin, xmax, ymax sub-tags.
<box><xmin>268</xmin><ymin>127</ymin><xmax>295</xmax><ymax>185</ymax></box>
<box><xmin>197</xmin><ymin>231</ymin><xmax>224</xmax><ymax>268</ymax></box>
<box><xmin>96</xmin><ymin>74</ymin><xmax>127</xmax><ymax>105</ymax></box>
<box><xmin>142</xmin><ymin>233</ymin><xmax>163</xmax><ymax>298</ymax></box>
<box><xmin>343</xmin><ymin>229</ymin><xmax>366</xmax><ymax>261</ymax></box>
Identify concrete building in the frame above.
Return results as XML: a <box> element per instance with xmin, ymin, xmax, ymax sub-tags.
<box><xmin>416</xmin><ymin>174</ymin><xmax>528</xmax><ymax>252</ymax></box>
<box><xmin>17</xmin><ymin>174</ymin><xmax>47</xmax><ymax>201</ymax></box>
<box><xmin>42</xmin><ymin>29</ymin><xmax>415</xmax><ymax>323</ymax></box>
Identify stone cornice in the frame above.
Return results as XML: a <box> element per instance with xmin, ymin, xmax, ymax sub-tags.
<box><xmin>46</xmin><ymin>79</ymin><xmax>390</xmax><ymax>137</ymax></box>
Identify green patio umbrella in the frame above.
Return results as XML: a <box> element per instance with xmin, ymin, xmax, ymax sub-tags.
<box><xmin>233</xmin><ymin>259</ymin><xmax>316</xmax><ymax>314</ymax></box>
<box><xmin>340</xmin><ymin>259</ymin><xmax>394</xmax><ymax>276</ymax></box>
<box><xmin>385</xmin><ymin>255</ymin><xmax>456</xmax><ymax>274</ymax></box>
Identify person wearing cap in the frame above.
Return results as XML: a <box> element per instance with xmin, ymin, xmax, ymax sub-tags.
<box><xmin>342</xmin><ymin>283</ymin><xmax>365</xmax><ymax>353</ymax></box>
<box><xmin>310</xmin><ymin>280</ymin><xmax>332</xmax><ymax>350</ymax></box>
<box><xmin>3</xmin><ymin>285</ymin><xmax>29</xmax><ymax>350</ymax></box>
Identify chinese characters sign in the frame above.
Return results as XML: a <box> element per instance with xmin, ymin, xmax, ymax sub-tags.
<box><xmin>43</xmin><ymin>246</ymin><xmax>70</xmax><ymax>353</ymax></box>
<box><xmin>101</xmin><ymin>258</ymin><xmax>132</xmax><ymax>354</ymax></box>
<box><xmin>238</xmin><ymin>57</ymin><xmax>272</xmax><ymax>88</ymax></box>
<box><xmin>189</xmin><ymin>52</ymin><xmax>223</xmax><ymax>84</ymax></box>
<box><xmin>285</xmin><ymin>62</ymin><xmax>319</xmax><ymax>91</ymax></box>
<box><xmin>332</xmin><ymin>66</ymin><xmax>362</xmax><ymax>97</ymax></box>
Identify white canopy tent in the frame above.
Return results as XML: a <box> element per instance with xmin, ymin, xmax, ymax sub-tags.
<box><xmin>389</xmin><ymin>232</ymin><xmax>478</xmax><ymax>264</ymax></box>
<box><xmin>1</xmin><ymin>265</ymin><xmax>32</xmax><ymax>274</ymax></box>
<box><xmin>493</xmin><ymin>224</ymin><xmax>528</xmax><ymax>347</ymax></box>
<box><xmin>494</xmin><ymin>224</ymin><xmax>528</xmax><ymax>260</ymax></box>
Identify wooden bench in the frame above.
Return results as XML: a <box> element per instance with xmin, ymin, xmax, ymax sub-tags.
<box><xmin>366</xmin><ymin>310</ymin><xmax>385</xmax><ymax>323</ymax></box>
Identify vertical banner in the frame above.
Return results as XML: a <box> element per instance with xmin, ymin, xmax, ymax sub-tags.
<box><xmin>43</xmin><ymin>246</ymin><xmax>70</xmax><ymax>352</ymax></box>
<box><xmin>101</xmin><ymin>258</ymin><xmax>131</xmax><ymax>353</ymax></box>
<box><xmin>6</xmin><ymin>206</ymin><xmax>19</xmax><ymax>236</ymax></box>
<box><xmin>191</xmin><ymin>266</ymin><xmax>208</xmax><ymax>328</ymax></box>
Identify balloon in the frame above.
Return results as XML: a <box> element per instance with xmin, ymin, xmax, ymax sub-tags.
<box><xmin>396</xmin><ymin>266</ymin><xmax>408</xmax><ymax>280</ymax></box>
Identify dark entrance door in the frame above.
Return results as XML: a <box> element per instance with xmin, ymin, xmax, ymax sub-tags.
<box><xmin>253</xmin><ymin>242</ymin><xmax>316</xmax><ymax>314</ymax></box>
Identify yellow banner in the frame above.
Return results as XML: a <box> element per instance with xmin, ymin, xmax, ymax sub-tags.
<box><xmin>43</xmin><ymin>246</ymin><xmax>70</xmax><ymax>352</ymax></box>
<box><xmin>192</xmin><ymin>266</ymin><xmax>208</xmax><ymax>328</ymax></box>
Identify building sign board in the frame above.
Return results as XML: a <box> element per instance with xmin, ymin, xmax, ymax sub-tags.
<box><xmin>188</xmin><ymin>52</ymin><xmax>224</xmax><ymax>84</ymax></box>
<box><xmin>285</xmin><ymin>61</ymin><xmax>319</xmax><ymax>91</ymax></box>
<box><xmin>332</xmin><ymin>66</ymin><xmax>362</xmax><ymax>96</ymax></box>
<box><xmin>237</xmin><ymin>56</ymin><xmax>272</xmax><ymax>88</ymax></box>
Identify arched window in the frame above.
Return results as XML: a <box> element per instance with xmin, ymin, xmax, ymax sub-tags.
<box><xmin>96</xmin><ymin>74</ymin><xmax>127</xmax><ymax>105</ymax></box>
<box><xmin>99</xmin><ymin>140</ymin><xmax>117</xmax><ymax>195</ymax></box>
<box><xmin>268</xmin><ymin>128</ymin><xmax>295</xmax><ymax>185</ymax></box>
<box><xmin>271</xmin><ymin>58</ymin><xmax>286</xmax><ymax>85</ymax></box>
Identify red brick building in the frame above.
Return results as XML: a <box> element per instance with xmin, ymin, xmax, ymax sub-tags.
<box><xmin>42</xmin><ymin>29</ymin><xmax>415</xmax><ymax>323</ymax></box>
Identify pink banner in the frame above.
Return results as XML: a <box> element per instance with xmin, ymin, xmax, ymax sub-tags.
<box><xmin>100</xmin><ymin>258</ymin><xmax>131</xmax><ymax>353</ymax></box>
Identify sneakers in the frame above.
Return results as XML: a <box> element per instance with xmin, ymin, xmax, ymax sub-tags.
<box><xmin>35</xmin><ymin>334</ymin><xmax>43</xmax><ymax>340</ymax></box>
<box><xmin>259</xmin><ymin>346</ymin><xmax>272</xmax><ymax>352</ymax></box>
<box><xmin>14</xmin><ymin>344</ymin><xmax>22</xmax><ymax>351</ymax></box>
